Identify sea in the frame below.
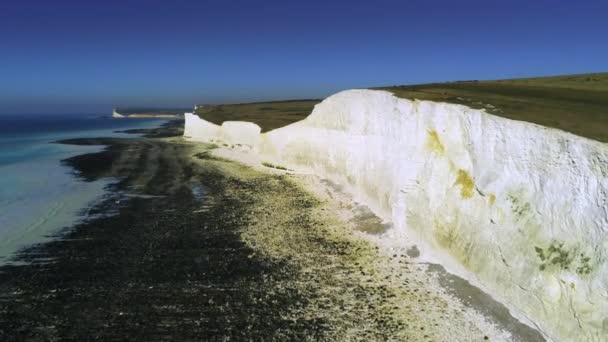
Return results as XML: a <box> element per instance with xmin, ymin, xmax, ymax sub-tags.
<box><xmin>0</xmin><ymin>114</ymin><xmax>166</xmax><ymax>264</ymax></box>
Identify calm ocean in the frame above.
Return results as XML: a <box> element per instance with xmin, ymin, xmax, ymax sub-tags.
<box><xmin>0</xmin><ymin>114</ymin><xmax>166</xmax><ymax>264</ymax></box>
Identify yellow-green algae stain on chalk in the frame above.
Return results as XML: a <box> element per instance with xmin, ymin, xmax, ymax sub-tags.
<box><xmin>433</xmin><ymin>219</ymin><xmax>475</xmax><ymax>268</ymax></box>
<box><xmin>488</xmin><ymin>193</ymin><xmax>496</xmax><ymax>206</ymax></box>
<box><xmin>454</xmin><ymin>169</ymin><xmax>475</xmax><ymax>199</ymax></box>
<box><xmin>426</xmin><ymin>130</ymin><xmax>445</xmax><ymax>155</ymax></box>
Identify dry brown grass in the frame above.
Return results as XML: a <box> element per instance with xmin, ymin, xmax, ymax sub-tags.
<box><xmin>377</xmin><ymin>72</ymin><xmax>608</xmax><ymax>142</ymax></box>
<box><xmin>195</xmin><ymin>72</ymin><xmax>608</xmax><ymax>142</ymax></box>
<box><xmin>195</xmin><ymin>100</ymin><xmax>320</xmax><ymax>133</ymax></box>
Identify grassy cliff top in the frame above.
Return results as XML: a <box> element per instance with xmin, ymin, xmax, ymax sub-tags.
<box><xmin>194</xmin><ymin>100</ymin><xmax>320</xmax><ymax>133</ymax></box>
<box><xmin>377</xmin><ymin>72</ymin><xmax>608</xmax><ymax>142</ymax></box>
<box><xmin>193</xmin><ymin>73</ymin><xmax>608</xmax><ymax>142</ymax></box>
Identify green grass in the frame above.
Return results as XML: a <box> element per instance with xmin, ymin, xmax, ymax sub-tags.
<box><xmin>376</xmin><ymin>72</ymin><xmax>608</xmax><ymax>142</ymax></box>
<box><xmin>194</xmin><ymin>100</ymin><xmax>320</xmax><ymax>133</ymax></box>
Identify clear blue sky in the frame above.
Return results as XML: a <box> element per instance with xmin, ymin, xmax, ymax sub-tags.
<box><xmin>1</xmin><ymin>0</ymin><xmax>606</xmax><ymax>114</ymax></box>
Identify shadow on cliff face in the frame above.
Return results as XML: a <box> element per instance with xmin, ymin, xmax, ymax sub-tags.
<box><xmin>426</xmin><ymin>263</ymin><xmax>545</xmax><ymax>342</ymax></box>
<box><xmin>320</xmin><ymin>179</ymin><xmax>392</xmax><ymax>235</ymax></box>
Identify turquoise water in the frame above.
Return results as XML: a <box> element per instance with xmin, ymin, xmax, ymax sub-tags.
<box><xmin>0</xmin><ymin>115</ymin><xmax>166</xmax><ymax>263</ymax></box>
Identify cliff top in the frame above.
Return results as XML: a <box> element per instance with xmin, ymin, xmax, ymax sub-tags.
<box><xmin>193</xmin><ymin>72</ymin><xmax>608</xmax><ymax>142</ymax></box>
<box><xmin>378</xmin><ymin>72</ymin><xmax>608</xmax><ymax>142</ymax></box>
<box><xmin>193</xmin><ymin>100</ymin><xmax>320</xmax><ymax>133</ymax></box>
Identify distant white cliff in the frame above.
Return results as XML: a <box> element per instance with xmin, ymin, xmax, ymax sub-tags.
<box><xmin>112</xmin><ymin>109</ymin><xmax>125</xmax><ymax>118</ymax></box>
<box><xmin>184</xmin><ymin>89</ymin><xmax>608</xmax><ymax>342</ymax></box>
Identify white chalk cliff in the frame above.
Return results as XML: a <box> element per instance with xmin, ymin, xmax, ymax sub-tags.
<box><xmin>184</xmin><ymin>89</ymin><xmax>608</xmax><ymax>341</ymax></box>
<box><xmin>112</xmin><ymin>109</ymin><xmax>125</xmax><ymax>118</ymax></box>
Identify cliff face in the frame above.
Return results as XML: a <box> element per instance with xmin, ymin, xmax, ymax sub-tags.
<box><xmin>184</xmin><ymin>115</ymin><xmax>260</xmax><ymax>148</ymax></box>
<box><xmin>184</xmin><ymin>89</ymin><xmax>608</xmax><ymax>341</ymax></box>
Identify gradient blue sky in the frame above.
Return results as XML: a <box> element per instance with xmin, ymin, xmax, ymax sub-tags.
<box><xmin>1</xmin><ymin>0</ymin><xmax>607</xmax><ymax>114</ymax></box>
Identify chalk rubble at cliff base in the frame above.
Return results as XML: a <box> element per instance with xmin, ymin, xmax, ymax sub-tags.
<box><xmin>184</xmin><ymin>89</ymin><xmax>608</xmax><ymax>342</ymax></box>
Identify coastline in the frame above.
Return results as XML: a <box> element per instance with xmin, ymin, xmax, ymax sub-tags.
<box><xmin>1</xmin><ymin>121</ymin><xmax>543</xmax><ymax>340</ymax></box>
<box><xmin>0</xmin><ymin>118</ymin><xmax>171</xmax><ymax>265</ymax></box>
